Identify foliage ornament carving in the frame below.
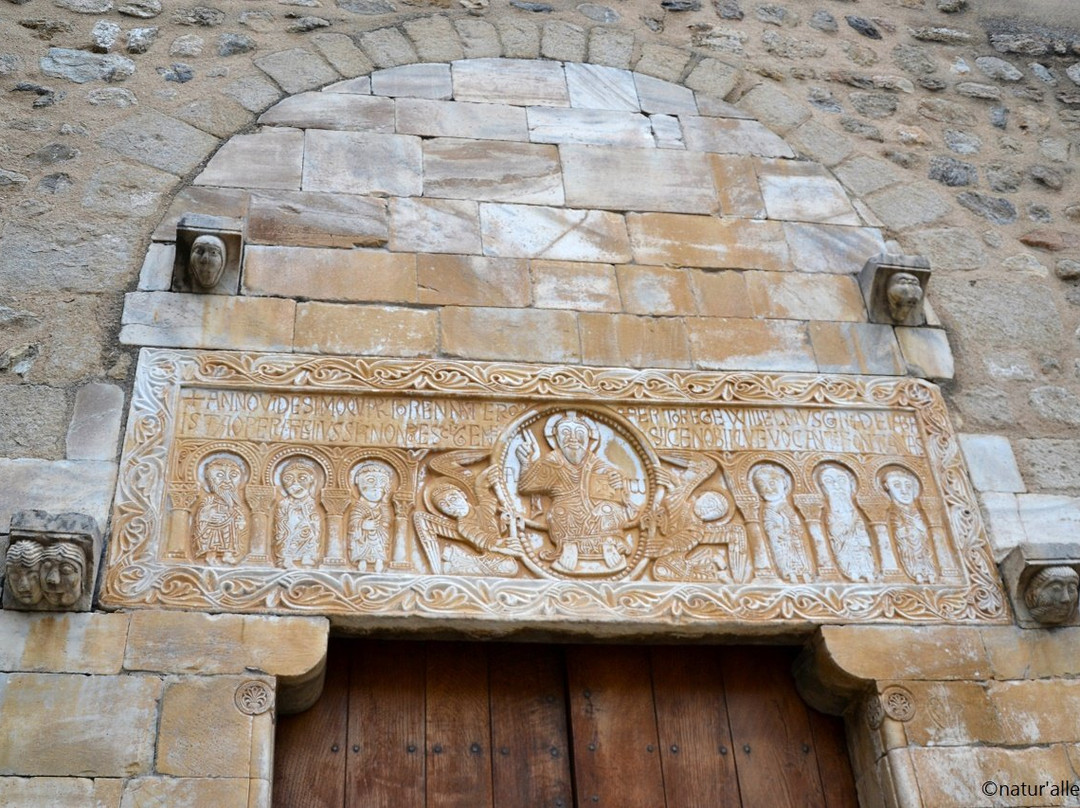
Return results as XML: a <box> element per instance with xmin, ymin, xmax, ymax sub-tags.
<box><xmin>234</xmin><ymin>680</ymin><xmax>274</xmax><ymax>715</ymax></box>
<box><xmin>100</xmin><ymin>350</ymin><xmax>1008</xmax><ymax>633</ymax></box>
<box><xmin>881</xmin><ymin>685</ymin><xmax>916</xmax><ymax>723</ymax></box>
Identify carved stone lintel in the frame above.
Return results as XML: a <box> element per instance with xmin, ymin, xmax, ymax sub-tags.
<box><xmin>2</xmin><ymin>510</ymin><xmax>100</xmax><ymax>612</ymax></box>
<box><xmin>171</xmin><ymin>212</ymin><xmax>243</xmax><ymax>295</ymax></box>
<box><xmin>1001</xmin><ymin>543</ymin><xmax>1080</xmax><ymax>628</ymax></box>
<box><xmin>858</xmin><ymin>253</ymin><xmax>931</xmax><ymax>326</ymax></box>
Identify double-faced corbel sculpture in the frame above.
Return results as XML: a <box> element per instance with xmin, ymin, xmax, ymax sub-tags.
<box><xmin>858</xmin><ymin>254</ymin><xmax>931</xmax><ymax>326</ymax></box>
<box><xmin>2</xmin><ymin>510</ymin><xmax>100</xmax><ymax>612</ymax></box>
<box><xmin>1001</xmin><ymin>544</ymin><xmax>1080</xmax><ymax>628</ymax></box>
<box><xmin>171</xmin><ymin>212</ymin><xmax>244</xmax><ymax>294</ymax></box>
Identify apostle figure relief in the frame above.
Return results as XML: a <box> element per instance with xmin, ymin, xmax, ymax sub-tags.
<box><xmin>881</xmin><ymin>465</ymin><xmax>938</xmax><ymax>584</ymax></box>
<box><xmin>817</xmin><ymin>462</ymin><xmax>877</xmax><ymax>583</ymax></box>
<box><xmin>273</xmin><ymin>457</ymin><xmax>324</xmax><ymax>569</ymax></box>
<box><xmin>192</xmin><ymin>454</ymin><xmax>248</xmax><ymax>566</ymax></box>
<box><xmin>346</xmin><ymin>461</ymin><xmax>394</xmax><ymax>573</ymax></box>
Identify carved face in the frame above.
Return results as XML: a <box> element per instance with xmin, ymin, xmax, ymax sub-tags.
<box><xmin>752</xmin><ymin>464</ymin><xmax>790</xmax><ymax>502</ymax></box>
<box><xmin>693</xmin><ymin>492</ymin><xmax>728</xmax><ymax>522</ymax></box>
<box><xmin>356</xmin><ymin>465</ymin><xmax>391</xmax><ymax>503</ymax></box>
<box><xmin>819</xmin><ymin>465</ymin><xmax>855</xmax><ymax>500</ymax></box>
<box><xmin>1025</xmin><ymin>566</ymin><xmax>1080</xmax><ymax>625</ymax></box>
<box><xmin>39</xmin><ymin>543</ymin><xmax>85</xmax><ymax>608</ymax></box>
<box><xmin>434</xmin><ymin>485</ymin><xmax>470</xmax><ymax>519</ymax></box>
<box><xmin>206</xmin><ymin>458</ymin><xmax>243</xmax><ymax>498</ymax></box>
<box><xmin>281</xmin><ymin>460</ymin><xmax>318</xmax><ymax>500</ymax></box>
<box><xmin>883</xmin><ymin>470</ymin><xmax>919</xmax><ymax>506</ymax></box>
<box><xmin>886</xmin><ymin>272</ymin><xmax>922</xmax><ymax>322</ymax></box>
<box><xmin>5</xmin><ymin>540</ymin><xmax>43</xmax><ymax>606</ymax></box>
<box><xmin>189</xmin><ymin>234</ymin><xmax>227</xmax><ymax>288</ymax></box>
<box><xmin>555</xmin><ymin>420</ymin><xmax>590</xmax><ymax>466</ymax></box>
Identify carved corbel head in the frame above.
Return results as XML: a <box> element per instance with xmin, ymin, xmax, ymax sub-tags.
<box><xmin>171</xmin><ymin>213</ymin><xmax>244</xmax><ymax>294</ymax></box>
<box><xmin>858</xmin><ymin>254</ymin><xmax>932</xmax><ymax>326</ymax></box>
<box><xmin>1001</xmin><ymin>544</ymin><xmax>1080</xmax><ymax>628</ymax></box>
<box><xmin>2</xmin><ymin>510</ymin><xmax>100</xmax><ymax>612</ymax></box>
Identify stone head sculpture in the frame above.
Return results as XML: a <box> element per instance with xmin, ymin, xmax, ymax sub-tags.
<box><xmin>858</xmin><ymin>254</ymin><xmax>931</xmax><ymax>325</ymax></box>
<box><xmin>4</xmin><ymin>539</ymin><xmax>44</xmax><ymax>607</ymax></box>
<box><xmin>1024</xmin><ymin>565</ymin><xmax>1080</xmax><ymax>626</ymax></box>
<box><xmin>189</xmin><ymin>234</ymin><xmax>228</xmax><ymax>289</ymax></box>
<box><xmin>3</xmin><ymin>510</ymin><xmax>99</xmax><ymax>612</ymax></box>
<box><xmin>886</xmin><ymin>272</ymin><xmax>924</xmax><ymax>323</ymax></box>
<box><xmin>39</xmin><ymin>541</ymin><xmax>87</xmax><ymax>608</ymax></box>
<box><xmin>171</xmin><ymin>213</ymin><xmax>243</xmax><ymax>294</ymax></box>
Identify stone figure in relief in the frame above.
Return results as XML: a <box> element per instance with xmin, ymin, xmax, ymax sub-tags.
<box><xmin>816</xmin><ymin>463</ymin><xmax>877</xmax><ymax>582</ymax></box>
<box><xmin>4</xmin><ymin>540</ymin><xmax>44</xmax><ymax>607</ymax></box>
<box><xmin>193</xmin><ymin>455</ymin><xmax>247</xmax><ymax>565</ymax></box>
<box><xmin>346</xmin><ymin>461</ymin><xmax>394</xmax><ymax>573</ymax></box>
<box><xmin>274</xmin><ymin>458</ymin><xmax>323</xmax><ymax>568</ymax></box>
<box><xmin>516</xmin><ymin>411</ymin><xmax>631</xmax><ymax>575</ymax></box>
<box><xmin>189</xmin><ymin>234</ymin><xmax>228</xmax><ymax>289</ymax></box>
<box><xmin>39</xmin><ymin>542</ymin><xmax>86</xmax><ymax>608</ymax></box>
<box><xmin>886</xmin><ymin>272</ymin><xmax>923</xmax><ymax>323</ymax></box>
<box><xmin>882</xmin><ymin>467</ymin><xmax>937</xmax><ymax>583</ymax></box>
<box><xmin>1024</xmin><ymin>566</ymin><xmax>1080</xmax><ymax>625</ymax></box>
<box><xmin>751</xmin><ymin>462</ymin><xmax>815</xmax><ymax>583</ymax></box>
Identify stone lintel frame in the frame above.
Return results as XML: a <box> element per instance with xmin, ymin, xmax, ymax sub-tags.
<box><xmin>101</xmin><ymin>349</ymin><xmax>1007</xmax><ymax>634</ymax></box>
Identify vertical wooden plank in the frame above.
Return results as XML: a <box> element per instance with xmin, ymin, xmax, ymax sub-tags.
<box><xmin>807</xmin><ymin>709</ymin><xmax>859</xmax><ymax>808</ymax></box>
<box><xmin>566</xmin><ymin>645</ymin><xmax>666</xmax><ymax>808</ymax></box>
<box><xmin>721</xmin><ymin>646</ymin><xmax>828</xmax><ymax>808</ymax></box>
<box><xmin>346</xmin><ymin>640</ymin><xmax>426</xmax><ymax>808</ymax></box>
<box><xmin>649</xmin><ymin>646</ymin><xmax>742</xmax><ymax>808</ymax></box>
<box><xmin>426</xmin><ymin>642</ymin><xmax>494</xmax><ymax>808</ymax></box>
<box><xmin>489</xmin><ymin>644</ymin><xmax>573</xmax><ymax>808</ymax></box>
<box><xmin>273</xmin><ymin>638</ymin><xmax>349</xmax><ymax>808</ymax></box>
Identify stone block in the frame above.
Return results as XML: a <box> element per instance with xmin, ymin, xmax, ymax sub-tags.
<box><xmin>560</xmin><ymin>145</ymin><xmax>715</xmax><ymax>213</ymax></box>
<box><xmin>324</xmin><ymin>76</ymin><xmax>370</xmax><ymax>95</ymax></box>
<box><xmin>121</xmin><ymin>292</ymin><xmax>295</xmax><ymax>351</ymax></box>
<box><xmin>755</xmin><ymin>159</ymin><xmax>860</xmax><ymax>225</ymax></box>
<box><xmin>171</xmin><ymin>213</ymin><xmax>244</xmax><ymax>296</ymax></box>
<box><xmin>310</xmin><ymin>32</ymin><xmax>372</xmax><ymax>78</ymax></box>
<box><xmin>531</xmin><ymin>260</ymin><xmax>620</xmax><ymax>311</ymax></box>
<box><xmin>221</xmin><ymin>75</ymin><xmax>284</xmax><ymax>114</ymax></box>
<box><xmin>243</xmin><ymin>247</ymin><xmax>416</xmax><ymax>303</ymax></box>
<box><xmin>628</xmin><ymin>213</ymin><xmax>789</xmax><ymax>271</ymax></box>
<box><xmin>787</xmin><ymin>119</ymin><xmax>854</xmax><ymax>168</ymax></box>
<box><xmin>909</xmin><ymin>745</ymin><xmax>1073</xmax><ymax>808</ymax></box>
<box><xmin>0</xmin><ymin>673</ymin><xmax>159</xmax><ymax>776</ymax></box>
<box><xmin>633</xmin><ymin>73</ymin><xmax>696</xmax><ymax>116</ymax></box>
<box><xmin>137</xmin><ymin>243</ymin><xmax>175</xmax><ymax>290</ymax></box>
<box><xmin>454</xmin><ymin>19</ymin><xmax>502</xmax><ymax>59</ymax></box>
<box><xmin>416</xmin><ymin>255</ymin><xmax>530</xmax><ymax>307</ymax></box>
<box><xmin>303</xmin><ymin>131</ymin><xmax>422</xmax><ymax>196</ymax></box>
<box><xmin>494</xmin><ymin>19</ymin><xmax>541</xmax><ymax>59</ymax></box>
<box><xmin>246</xmin><ymin>190</ymin><xmax>388</xmax><ymax>249</ymax></box>
<box><xmin>587</xmin><ymin>28</ymin><xmax>634</xmax><ymax>69</ymax></box>
<box><xmin>120</xmin><ymin>777</ymin><xmax>254</xmax><ymax>808</ymax></box>
<box><xmin>390</xmin><ymin>197</ymin><xmax>482</xmax><ymax>255</ymax></box>
<box><xmin>423</xmin><ymin>139</ymin><xmax>563</xmax><ymax>205</ymax></box>
<box><xmin>527</xmin><ymin>107</ymin><xmax>653</xmax><ymax>147</ymax></box>
<box><xmin>863</xmin><ymin>184</ymin><xmax>951</xmax><ymax>230</ymax></box>
<box><xmin>895</xmin><ymin>327</ymin><xmax>954</xmax><ymax>380</ymax></box>
<box><xmin>152</xmin><ymin>187</ymin><xmax>251</xmax><ymax>242</ymax></box>
<box><xmin>979</xmin><ymin>492</ymin><xmax>1027</xmax><ymax>562</ymax></box>
<box><xmin>1016</xmin><ymin>495</ymin><xmax>1080</xmax><ymax>545</ymax></box>
<box><xmin>746</xmin><ymin>272</ymin><xmax>865</xmax><ymax>322</ymax></box>
<box><xmin>898</xmin><ymin>680</ymin><xmax>1001</xmax><ymax>747</ymax></box>
<box><xmin>686</xmin><ymin>318</ymin><xmax>816</xmax><ymax>371</ymax></box>
<box><xmin>441</xmin><ymin>307</ymin><xmax>579</xmax><ymax>363</ymax></box>
<box><xmin>578</xmin><ymin>313</ymin><xmax>692</xmax><ymax>369</ymax></box>
<box><xmin>371</xmin><ymin>63</ymin><xmax>452</xmax><ymax>99</ymax></box>
<box><xmin>817</xmin><ymin>625</ymin><xmax>991</xmax><ymax>681</ymax></box>
<box><xmin>565</xmin><ymin>63</ymin><xmax>638</xmax><ymax>111</ymax></box>
<box><xmin>81</xmin><ymin>161</ymin><xmax>177</xmax><ymax>219</ymax></box>
<box><xmin>688</xmin><ymin>270</ymin><xmax>753</xmax><ymax>318</ymax></box>
<box><xmin>857</xmin><ymin>253</ymin><xmax>931</xmax><ymax>327</ymax></box>
<box><xmin>905</xmin><ymin>228</ymin><xmax>986</xmax><ymax>272</ymax></box>
<box><xmin>650</xmin><ymin>115</ymin><xmax>685</xmax><ymax>149</ymax></box>
<box><xmin>395</xmin><ymin>98</ymin><xmax>529</xmax><ymax>141</ymax></box>
<box><xmin>258</xmin><ymin>92</ymin><xmax>395</xmax><ymax>131</ymax></box>
<box><xmin>173</xmin><ymin>96</ymin><xmax>252</xmax><ymax>141</ymax></box>
<box><xmin>0</xmin><ymin>776</ymin><xmax>122</xmax><ymax>808</ymax></box>
<box><xmin>65</xmin><ymin>383</ymin><xmax>124</xmax><ymax>461</ymax></box>
<box><xmin>615</xmin><ymin>265</ymin><xmax>697</xmax><ymax>315</ymax></box>
<box><xmin>834</xmin><ymin>155</ymin><xmax>903</xmax><ymax>198</ymax></box>
<box><xmin>0</xmin><ymin>387</ymin><xmax>69</xmax><ymax>460</ymax></box>
<box><xmin>633</xmin><ymin>43</ymin><xmax>690</xmax><ymax>83</ymax></box>
<box><xmin>99</xmin><ymin>110</ymin><xmax>218</xmax><ymax>177</ymax></box>
<box><xmin>958</xmin><ymin>434</ymin><xmax>1025</xmax><ymax>493</ymax></box>
<box><xmin>0</xmin><ymin>611</ymin><xmax>129</xmax><ymax>674</ymax></box>
<box><xmin>684</xmin><ymin>58</ymin><xmax>740</xmax><ymax>101</ymax></box>
<box><xmin>0</xmin><ymin>460</ymin><xmax>117</xmax><ymax>535</ymax></box>
<box><xmin>982</xmin><ymin>624</ymin><xmax>1080</xmax><ymax>681</ymax></box>
<box><xmin>294</xmin><ymin>303</ymin><xmax>437</xmax><ymax>357</ymax></box>
<box><xmin>401</xmin><ymin>16</ymin><xmax>464</xmax><ymax>63</ymax></box>
<box><xmin>195</xmin><ymin>129</ymin><xmax>304</xmax><ymax>191</ymax></box>
<box><xmin>735</xmin><ymin>82</ymin><xmax>811</xmax><ymax>132</ymax></box>
<box><xmin>710</xmin><ymin>155</ymin><xmax>766</xmax><ymax>219</ymax></box>
<box><xmin>809</xmin><ymin>322</ymin><xmax>905</xmax><ymax>375</ymax></box>
<box><xmin>932</xmin><ymin>277</ymin><xmax>1063</xmax><ymax>355</ymax></box>
<box><xmin>452</xmin><ymin>58</ymin><xmax>569</xmax><ymax>107</ymax></box>
<box><xmin>695</xmin><ymin>95</ymin><xmax>754</xmax><ymax>119</ymax></box>
<box><xmin>156</xmin><ymin>676</ymin><xmax>268</xmax><ymax>777</ymax></box>
<box><xmin>356</xmin><ymin>27</ymin><xmax>418</xmax><ymax>69</ymax></box>
<box><xmin>254</xmin><ymin>48</ymin><xmax>339</xmax><ymax>94</ymax></box>
<box><xmin>480</xmin><ymin>204</ymin><xmax>631</xmax><ymax>263</ymax></box>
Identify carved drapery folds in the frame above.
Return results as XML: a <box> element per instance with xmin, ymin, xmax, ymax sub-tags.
<box><xmin>2</xmin><ymin>510</ymin><xmax>100</xmax><ymax>612</ymax></box>
<box><xmin>101</xmin><ymin>350</ymin><xmax>1007</xmax><ymax>631</ymax></box>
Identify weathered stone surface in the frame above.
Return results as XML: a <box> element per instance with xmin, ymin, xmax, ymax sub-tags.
<box><xmin>355</xmin><ymin>27</ymin><xmax>417</xmax><ymax>69</ymax></box>
<box><xmin>650</xmin><ymin>114</ymin><xmax>684</xmax><ymax>149</ymax></box>
<box><xmin>441</xmin><ymin>307</ymin><xmax>579</xmax><ymax>362</ymax></box>
<box><xmin>221</xmin><ymin>74</ymin><xmax>282</xmax><ymax>112</ymax></box>
<box><xmin>709</xmin><ymin>155</ymin><xmax>765</xmax><ymax>218</ymax></box>
<box><xmin>82</xmin><ymin>161</ymin><xmax>176</xmax><ymax>218</ymax></box>
<box><xmin>689</xmin><ymin>269</ymin><xmax>752</xmax><ymax>317</ymax></box>
<box><xmin>787</xmin><ymin>119</ymin><xmax>854</xmax><ymax>168</ymax></box>
<box><xmin>565</xmin><ymin>63</ymin><xmax>637</xmax><ymax>111</ymax></box>
<box><xmin>0</xmin><ymin>386</ymin><xmax>67</xmax><ymax>459</ymax></box>
<box><xmin>396</xmin><ymin>98</ymin><xmax>529</xmax><ymax>141</ymax></box>
<box><xmin>416</xmin><ymin>255</ymin><xmax>530</xmax><ymax>307</ymax></box>
<box><xmin>540</xmin><ymin>20</ymin><xmax>587</xmax><ymax>62</ymax></box>
<box><xmin>169</xmin><ymin>34</ymin><xmax>203</xmax><ymax>57</ymax></box>
<box><xmin>616</xmin><ymin>264</ymin><xmax>696</xmax><ymax>315</ymax></box>
<box><xmin>1016</xmin><ymin>440</ymin><xmax>1080</xmax><ymax>491</ymax></box>
<box><xmin>633</xmin><ymin>72</ymin><xmax>697</xmax><ymax>115</ymax></box>
<box><xmin>527</xmin><ymin>107</ymin><xmax>653</xmax><ymax>147</ymax></box>
<box><xmin>833</xmin><ymin>155</ymin><xmax>900</xmax><ymax>197</ymax></box>
<box><xmin>294</xmin><ymin>302</ymin><xmax>437</xmax><ymax>356</ymax></box>
<box><xmin>809</xmin><ymin>322</ymin><xmax>904</xmax><ymax>375</ymax></box>
<box><xmin>0</xmin><ymin>673</ymin><xmax>159</xmax><ymax>776</ymax></box>
<box><xmin>907</xmin><ymin>227</ymin><xmax>985</xmax><ymax>270</ymax></box>
<box><xmin>1029</xmin><ymin>386</ymin><xmax>1080</xmax><ymax>426</ymax></box>
<box><xmin>747</xmin><ymin>271</ymin><xmax>864</xmax><ymax>322</ymax></box>
<box><xmin>863</xmin><ymin>183</ymin><xmax>950</xmax><ymax>230</ymax></box>
<box><xmin>579</xmin><ymin>313</ymin><xmax>692</xmax><ymax>368</ymax></box>
<box><xmin>453</xmin><ymin>58</ymin><xmax>569</xmax><ymax>107</ymax></box>
<box><xmin>120</xmin><ymin>292</ymin><xmax>295</xmax><ymax>350</ymax></box>
<box><xmin>254</xmin><ymin>48</ymin><xmax>339</xmax><ymax>94</ymax></box>
<box><xmin>126</xmin><ymin>27</ymin><xmax>158</xmax><ymax>55</ymax></box>
<box><xmin>40</xmin><ymin>48</ymin><xmax>135</xmax><ymax>83</ymax></box>
<box><xmin>895</xmin><ymin>327</ymin><xmax>953</xmax><ymax>379</ymax></box>
<box><xmin>756</xmin><ymin>159</ymin><xmax>859</xmax><ymax>225</ymax></box>
<box><xmin>819</xmin><ymin>624</ymin><xmax>990</xmax><ymax>681</ymax></box>
<box><xmin>454</xmin><ymin>19</ymin><xmax>502</xmax><ymax>59</ymax></box>
<box><xmin>681</xmin><ymin>116</ymin><xmax>795</xmax><ymax>157</ymax></box>
<box><xmin>975</xmin><ymin>56</ymin><xmax>1023</xmax><ymax>82</ymax></box>
<box><xmin>390</xmin><ymin>197</ymin><xmax>481</xmax><ymax>254</ymax></box>
<box><xmin>171</xmin><ymin>5</ymin><xmax>224</xmax><ymax>26</ymax></box>
<box><xmin>928</xmin><ymin>155</ymin><xmax>977</xmax><ymax>187</ymax></box>
<box><xmin>910</xmin><ymin>746</ymin><xmax>1072</xmax><ymax>808</ymax></box>
<box><xmin>957</xmin><ymin>434</ymin><xmax>1025</xmax><ymax>493</ymax></box>
<box><xmin>120</xmin><ymin>777</ymin><xmax>257</xmax><ymax>808</ymax></box>
<box><xmin>90</xmin><ymin>20</ymin><xmax>121</xmax><ymax>53</ymax></box>
<box><xmin>118</xmin><ymin>0</ymin><xmax>161</xmax><ymax>17</ymax></box>
<box><xmin>370</xmin><ymin>63</ymin><xmax>452</xmax><ymax>99</ymax></box>
<box><xmin>196</xmin><ymin>129</ymin><xmax>302</xmax><ymax>191</ymax></box>
<box><xmin>138</xmin><ymin>243</ymin><xmax>174</xmax><ymax>290</ymax></box>
<box><xmin>686</xmin><ymin>318</ymin><xmax>816</xmax><ymax>371</ymax></box>
<box><xmin>65</xmin><ymin>383</ymin><xmax>124</xmax><ymax>461</ymax></box>
<box><xmin>0</xmin><ymin>612</ymin><xmax>129</xmax><ymax>674</ymax></box>
<box><xmin>0</xmin><ymin>460</ymin><xmax>117</xmax><ymax>533</ymax></box>
<box><xmin>531</xmin><ymin>260</ymin><xmax>620</xmax><ymax>311</ymax></box>
<box><xmin>979</xmin><ymin>492</ymin><xmax>1026</xmax><ymax>560</ymax></box>
<box><xmin>259</xmin><ymin>92</ymin><xmax>394</xmax><ymax>131</ymax></box>
<box><xmin>0</xmin><ymin>776</ymin><xmax>122</xmax><ymax>808</ymax></box>
<box><xmin>481</xmin><ymin>203</ymin><xmax>630</xmax><ymax>262</ymax></box>
<box><xmin>782</xmin><ymin>222</ymin><xmax>885</xmax><ymax>275</ymax></box>
<box><xmin>424</xmin><ymin>139</ymin><xmax>562</xmax><ymax>205</ymax></box>
<box><xmin>247</xmin><ymin>190</ymin><xmax>387</xmax><ymax>249</ymax></box>
<box><xmin>956</xmin><ymin>191</ymin><xmax>1018</xmax><ymax>224</ymax></box>
<box><xmin>244</xmin><ymin>247</ymin><xmax>414</xmax><ymax>303</ymax></box>
<box><xmin>1015</xmin><ymin>495</ymin><xmax>1080</xmax><ymax>548</ymax></box>
<box><xmin>560</xmin><ymin>145</ymin><xmax>713</xmax><ymax>213</ymax></box>
<box><xmin>629</xmin><ymin>214</ymin><xmax>788</xmax><ymax>271</ymax></box>
<box><xmin>303</xmin><ymin>131</ymin><xmax>421</xmax><ymax>196</ymax></box>
<box><xmin>100</xmin><ymin>110</ymin><xmax>217</xmax><ymax>176</ymax></box>
<box><xmin>494</xmin><ymin>19</ymin><xmax>541</xmax><ymax>60</ymax></box>
<box><xmin>401</xmin><ymin>16</ymin><xmax>464</xmax><ymax>63</ymax></box>
<box><xmin>310</xmin><ymin>32</ymin><xmax>371</xmax><ymax>77</ymax></box>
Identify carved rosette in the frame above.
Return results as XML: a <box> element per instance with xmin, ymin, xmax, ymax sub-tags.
<box><xmin>100</xmin><ymin>350</ymin><xmax>1009</xmax><ymax>631</ymax></box>
<box><xmin>234</xmin><ymin>680</ymin><xmax>274</xmax><ymax>715</ymax></box>
<box><xmin>881</xmin><ymin>685</ymin><xmax>916</xmax><ymax>722</ymax></box>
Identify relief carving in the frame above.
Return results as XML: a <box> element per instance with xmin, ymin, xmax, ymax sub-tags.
<box><xmin>3</xmin><ymin>510</ymin><xmax>100</xmax><ymax>612</ymax></box>
<box><xmin>858</xmin><ymin>253</ymin><xmax>931</xmax><ymax>326</ymax></box>
<box><xmin>171</xmin><ymin>212</ymin><xmax>243</xmax><ymax>295</ymax></box>
<box><xmin>1001</xmin><ymin>544</ymin><xmax>1080</xmax><ymax>628</ymax></box>
<box><xmin>101</xmin><ymin>351</ymin><xmax>1008</xmax><ymax>629</ymax></box>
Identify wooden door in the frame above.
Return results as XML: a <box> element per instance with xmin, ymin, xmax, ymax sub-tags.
<box><xmin>273</xmin><ymin>640</ymin><xmax>857</xmax><ymax>808</ymax></box>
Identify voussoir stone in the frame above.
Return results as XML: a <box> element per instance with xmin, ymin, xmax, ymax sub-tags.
<box><xmin>99</xmin><ymin>110</ymin><xmax>217</xmax><ymax>176</ymax></box>
<box><xmin>40</xmin><ymin>48</ymin><xmax>135</xmax><ymax>83</ymax></box>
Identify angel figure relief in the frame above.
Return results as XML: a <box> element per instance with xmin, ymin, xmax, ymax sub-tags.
<box><xmin>413</xmin><ymin>450</ymin><xmax>521</xmax><ymax>576</ymax></box>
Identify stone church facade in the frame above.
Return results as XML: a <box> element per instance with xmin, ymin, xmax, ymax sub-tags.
<box><xmin>2</xmin><ymin>0</ymin><xmax>1080</xmax><ymax>805</ymax></box>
